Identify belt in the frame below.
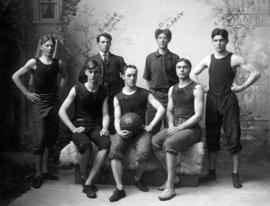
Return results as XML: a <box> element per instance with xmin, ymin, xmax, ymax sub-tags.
<box><xmin>208</xmin><ymin>90</ymin><xmax>232</xmax><ymax>97</ymax></box>
<box><xmin>151</xmin><ymin>88</ymin><xmax>169</xmax><ymax>93</ymax></box>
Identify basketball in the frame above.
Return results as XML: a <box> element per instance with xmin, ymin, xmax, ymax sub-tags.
<box><xmin>120</xmin><ymin>112</ymin><xmax>143</xmax><ymax>133</ymax></box>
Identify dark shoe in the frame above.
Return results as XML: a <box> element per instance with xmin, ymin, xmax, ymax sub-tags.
<box><xmin>232</xmin><ymin>173</ymin><xmax>243</xmax><ymax>189</ymax></box>
<box><xmin>134</xmin><ymin>179</ymin><xmax>149</xmax><ymax>192</ymax></box>
<box><xmin>83</xmin><ymin>184</ymin><xmax>97</xmax><ymax>193</ymax></box>
<box><xmin>158</xmin><ymin>188</ymin><xmax>176</xmax><ymax>201</ymax></box>
<box><xmin>199</xmin><ymin>173</ymin><xmax>216</xmax><ymax>183</ymax></box>
<box><xmin>33</xmin><ymin>176</ymin><xmax>43</xmax><ymax>189</ymax></box>
<box><xmin>42</xmin><ymin>172</ymin><xmax>59</xmax><ymax>180</ymax></box>
<box><xmin>84</xmin><ymin>185</ymin><xmax>97</xmax><ymax>198</ymax></box>
<box><xmin>109</xmin><ymin>189</ymin><xmax>126</xmax><ymax>202</ymax></box>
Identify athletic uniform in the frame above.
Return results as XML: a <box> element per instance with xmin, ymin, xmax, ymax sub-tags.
<box><xmin>109</xmin><ymin>87</ymin><xmax>152</xmax><ymax>162</ymax></box>
<box><xmin>152</xmin><ymin>81</ymin><xmax>201</xmax><ymax>154</ymax></box>
<box><xmin>72</xmin><ymin>83</ymin><xmax>111</xmax><ymax>153</ymax></box>
<box><xmin>206</xmin><ymin>53</ymin><xmax>242</xmax><ymax>154</ymax></box>
<box><xmin>31</xmin><ymin>58</ymin><xmax>60</xmax><ymax>154</ymax></box>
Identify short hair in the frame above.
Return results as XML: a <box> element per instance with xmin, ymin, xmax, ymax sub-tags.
<box><xmin>78</xmin><ymin>59</ymin><xmax>100</xmax><ymax>83</ymax></box>
<box><xmin>176</xmin><ymin>58</ymin><xmax>192</xmax><ymax>69</ymax></box>
<box><xmin>211</xmin><ymin>28</ymin><xmax>228</xmax><ymax>40</ymax></box>
<box><xmin>40</xmin><ymin>34</ymin><xmax>56</xmax><ymax>45</ymax></box>
<box><xmin>154</xmin><ymin>28</ymin><xmax>172</xmax><ymax>41</ymax></box>
<box><xmin>96</xmin><ymin>33</ymin><xmax>112</xmax><ymax>42</ymax></box>
<box><xmin>123</xmin><ymin>64</ymin><xmax>138</xmax><ymax>74</ymax></box>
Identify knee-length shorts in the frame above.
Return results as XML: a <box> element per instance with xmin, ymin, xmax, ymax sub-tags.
<box><xmin>206</xmin><ymin>92</ymin><xmax>242</xmax><ymax>154</ymax></box>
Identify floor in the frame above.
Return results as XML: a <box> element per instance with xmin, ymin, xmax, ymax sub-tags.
<box><xmin>3</xmin><ymin>158</ymin><xmax>270</xmax><ymax>206</ymax></box>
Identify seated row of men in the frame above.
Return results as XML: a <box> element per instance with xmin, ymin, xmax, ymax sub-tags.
<box><xmin>58</xmin><ymin>58</ymin><xmax>204</xmax><ymax>201</ymax></box>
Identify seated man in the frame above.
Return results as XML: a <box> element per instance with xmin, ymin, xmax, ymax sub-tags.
<box><xmin>109</xmin><ymin>65</ymin><xmax>165</xmax><ymax>202</ymax></box>
<box><xmin>152</xmin><ymin>58</ymin><xmax>204</xmax><ymax>201</ymax></box>
<box><xmin>58</xmin><ymin>60</ymin><xmax>111</xmax><ymax>199</ymax></box>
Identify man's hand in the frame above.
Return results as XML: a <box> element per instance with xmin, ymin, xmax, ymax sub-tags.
<box><xmin>202</xmin><ymin>85</ymin><xmax>209</xmax><ymax>93</ymax></box>
<box><xmin>118</xmin><ymin>130</ymin><xmax>132</xmax><ymax>139</ymax></box>
<box><xmin>26</xmin><ymin>92</ymin><xmax>41</xmax><ymax>103</ymax></box>
<box><xmin>167</xmin><ymin>126</ymin><xmax>179</xmax><ymax>136</ymax></box>
<box><xmin>73</xmin><ymin>126</ymin><xmax>85</xmax><ymax>134</ymax></box>
<box><xmin>144</xmin><ymin>124</ymin><xmax>153</xmax><ymax>132</ymax></box>
<box><xmin>231</xmin><ymin>83</ymin><xmax>244</xmax><ymax>93</ymax></box>
<box><xmin>100</xmin><ymin>128</ymin><xmax>110</xmax><ymax>136</ymax></box>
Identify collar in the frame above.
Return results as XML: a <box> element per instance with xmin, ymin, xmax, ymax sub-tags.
<box><xmin>99</xmin><ymin>51</ymin><xmax>110</xmax><ymax>57</ymax></box>
<box><xmin>154</xmin><ymin>49</ymin><xmax>172</xmax><ymax>57</ymax></box>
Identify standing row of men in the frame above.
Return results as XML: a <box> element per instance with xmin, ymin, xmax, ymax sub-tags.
<box><xmin>12</xmin><ymin>28</ymin><xmax>260</xmax><ymax>202</ymax></box>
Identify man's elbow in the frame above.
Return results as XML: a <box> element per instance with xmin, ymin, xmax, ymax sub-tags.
<box><xmin>255</xmin><ymin>71</ymin><xmax>261</xmax><ymax>80</ymax></box>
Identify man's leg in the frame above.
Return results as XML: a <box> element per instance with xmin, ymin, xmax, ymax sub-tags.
<box><xmin>41</xmin><ymin>147</ymin><xmax>59</xmax><ymax>180</ymax></box>
<box><xmin>200</xmin><ymin>95</ymin><xmax>221</xmax><ymax>183</ymax></box>
<box><xmin>111</xmin><ymin>159</ymin><xmax>124</xmax><ymax>190</ymax></box>
<box><xmin>108</xmin><ymin>134</ymin><xmax>127</xmax><ymax>202</ymax></box>
<box><xmin>158</xmin><ymin>152</ymin><xmax>176</xmax><ymax>201</ymax></box>
<box><xmin>85</xmin><ymin>149</ymin><xmax>108</xmax><ymax>185</ymax></box>
<box><xmin>133</xmin><ymin>131</ymin><xmax>152</xmax><ymax>192</ymax></box>
<box><xmin>232</xmin><ymin>152</ymin><xmax>242</xmax><ymax>188</ymax></box>
<box><xmin>33</xmin><ymin>154</ymin><xmax>43</xmax><ymax>188</ymax></box>
<box><xmin>109</xmin><ymin>159</ymin><xmax>126</xmax><ymax>202</ymax></box>
<box><xmin>223</xmin><ymin>93</ymin><xmax>242</xmax><ymax>188</ymax></box>
<box><xmin>199</xmin><ymin>151</ymin><xmax>218</xmax><ymax>183</ymax></box>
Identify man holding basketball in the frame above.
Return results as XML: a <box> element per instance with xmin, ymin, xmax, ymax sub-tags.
<box><xmin>108</xmin><ymin>65</ymin><xmax>165</xmax><ymax>202</ymax></box>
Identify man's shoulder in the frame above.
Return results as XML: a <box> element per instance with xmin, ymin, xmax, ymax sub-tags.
<box><xmin>167</xmin><ymin>50</ymin><xmax>180</xmax><ymax>59</ymax></box>
<box><xmin>146</xmin><ymin>51</ymin><xmax>158</xmax><ymax>58</ymax></box>
<box><xmin>109</xmin><ymin>53</ymin><xmax>124</xmax><ymax>59</ymax></box>
<box><xmin>137</xmin><ymin>87</ymin><xmax>150</xmax><ymax>96</ymax></box>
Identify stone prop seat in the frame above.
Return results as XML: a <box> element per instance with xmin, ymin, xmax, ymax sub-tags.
<box><xmin>60</xmin><ymin>136</ymin><xmax>205</xmax><ymax>187</ymax></box>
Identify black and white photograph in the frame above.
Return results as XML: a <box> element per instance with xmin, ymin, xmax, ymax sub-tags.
<box><xmin>0</xmin><ymin>0</ymin><xmax>270</xmax><ymax>205</ymax></box>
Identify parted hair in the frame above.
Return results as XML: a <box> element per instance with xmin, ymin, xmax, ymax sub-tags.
<box><xmin>211</xmin><ymin>28</ymin><xmax>228</xmax><ymax>40</ymax></box>
<box><xmin>155</xmin><ymin>28</ymin><xmax>172</xmax><ymax>41</ymax></box>
<box><xmin>177</xmin><ymin>58</ymin><xmax>192</xmax><ymax>69</ymax></box>
<box><xmin>78</xmin><ymin>59</ymin><xmax>100</xmax><ymax>83</ymax></box>
<box><xmin>40</xmin><ymin>34</ymin><xmax>56</xmax><ymax>45</ymax></box>
<box><xmin>96</xmin><ymin>33</ymin><xmax>112</xmax><ymax>42</ymax></box>
<box><xmin>122</xmin><ymin>64</ymin><xmax>138</xmax><ymax>74</ymax></box>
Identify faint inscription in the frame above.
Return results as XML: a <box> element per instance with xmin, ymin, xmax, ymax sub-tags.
<box><xmin>158</xmin><ymin>11</ymin><xmax>184</xmax><ymax>28</ymax></box>
<box><xmin>99</xmin><ymin>12</ymin><xmax>124</xmax><ymax>33</ymax></box>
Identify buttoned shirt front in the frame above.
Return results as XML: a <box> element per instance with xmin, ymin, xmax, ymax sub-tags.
<box><xmin>143</xmin><ymin>50</ymin><xmax>180</xmax><ymax>89</ymax></box>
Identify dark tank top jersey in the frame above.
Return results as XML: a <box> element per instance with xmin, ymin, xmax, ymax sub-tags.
<box><xmin>172</xmin><ymin>81</ymin><xmax>196</xmax><ymax>120</ymax></box>
<box><xmin>208</xmin><ymin>53</ymin><xmax>235</xmax><ymax>95</ymax></box>
<box><xmin>116</xmin><ymin>87</ymin><xmax>149</xmax><ymax>122</ymax></box>
<box><xmin>32</xmin><ymin>58</ymin><xmax>59</xmax><ymax>94</ymax></box>
<box><xmin>73</xmin><ymin>83</ymin><xmax>108</xmax><ymax>124</ymax></box>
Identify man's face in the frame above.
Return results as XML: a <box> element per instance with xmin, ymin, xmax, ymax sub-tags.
<box><xmin>123</xmin><ymin>68</ymin><xmax>137</xmax><ymax>87</ymax></box>
<box><xmin>212</xmin><ymin>35</ymin><xmax>228</xmax><ymax>53</ymax></box>
<box><xmin>156</xmin><ymin>33</ymin><xmax>170</xmax><ymax>49</ymax></box>
<box><xmin>98</xmin><ymin>36</ymin><xmax>111</xmax><ymax>53</ymax></box>
<box><xmin>85</xmin><ymin>67</ymin><xmax>100</xmax><ymax>83</ymax></box>
<box><xmin>176</xmin><ymin>61</ymin><xmax>191</xmax><ymax>80</ymax></box>
<box><xmin>41</xmin><ymin>40</ymin><xmax>55</xmax><ymax>57</ymax></box>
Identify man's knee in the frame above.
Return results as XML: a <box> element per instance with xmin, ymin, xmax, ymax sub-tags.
<box><xmin>77</xmin><ymin>143</ymin><xmax>92</xmax><ymax>154</ymax></box>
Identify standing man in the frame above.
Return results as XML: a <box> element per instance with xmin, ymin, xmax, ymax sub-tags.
<box><xmin>12</xmin><ymin>35</ymin><xmax>67</xmax><ymax>189</ymax></box>
<box><xmin>190</xmin><ymin>28</ymin><xmax>260</xmax><ymax>188</ymax></box>
<box><xmin>83</xmin><ymin>33</ymin><xmax>126</xmax><ymax>134</ymax></box>
<box><xmin>109</xmin><ymin>65</ymin><xmax>165</xmax><ymax>202</ymax></box>
<box><xmin>143</xmin><ymin>28</ymin><xmax>180</xmax><ymax>134</ymax></box>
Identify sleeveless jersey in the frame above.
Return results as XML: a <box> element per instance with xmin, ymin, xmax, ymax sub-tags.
<box><xmin>73</xmin><ymin>83</ymin><xmax>108</xmax><ymax>124</ymax></box>
<box><xmin>208</xmin><ymin>53</ymin><xmax>235</xmax><ymax>95</ymax></box>
<box><xmin>32</xmin><ymin>58</ymin><xmax>59</xmax><ymax>94</ymax></box>
<box><xmin>115</xmin><ymin>87</ymin><xmax>149</xmax><ymax>122</ymax></box>
<box><xmin>172</xmin><ymin>81</ymin><xmax>196</xmax><ymax>120</ymax></box>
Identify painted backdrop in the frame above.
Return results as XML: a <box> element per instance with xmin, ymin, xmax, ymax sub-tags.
<box><xmin>60</xmin><ymin>0</ymin><xmax>270</xmax><ymax>126</ymax></box>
